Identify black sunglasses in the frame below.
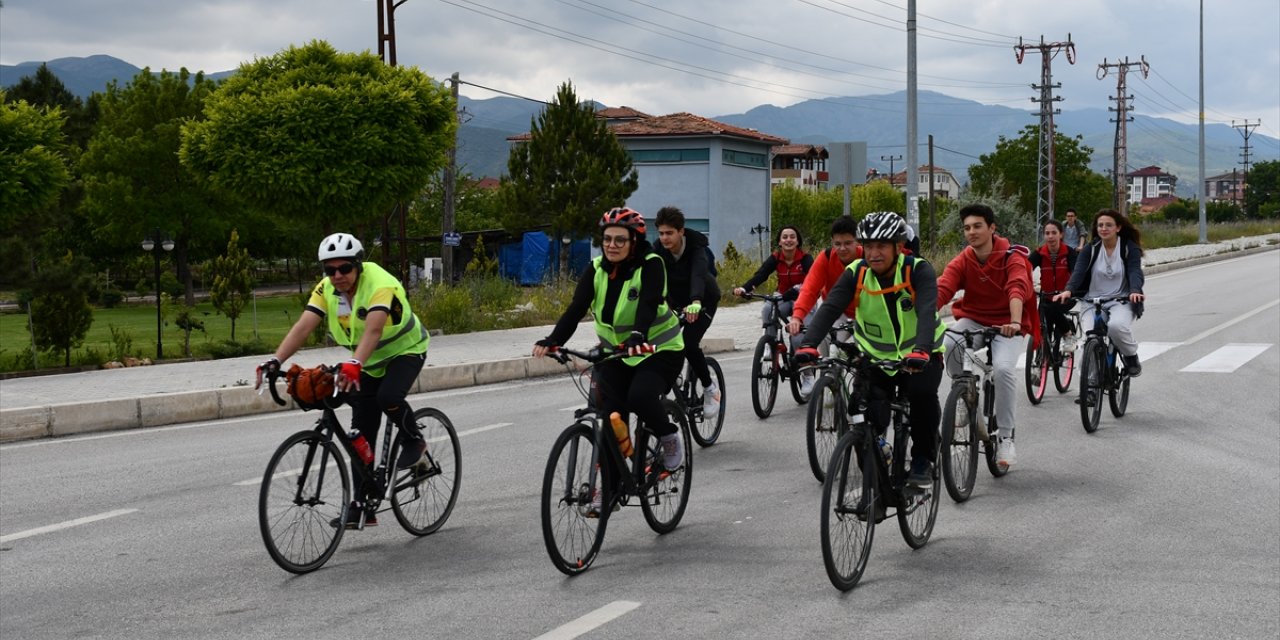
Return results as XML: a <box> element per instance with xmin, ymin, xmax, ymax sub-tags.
<box><xmin>323</xmin><ymin>262</ymin><xmax>357</xmax><ymax>276</ymax></box>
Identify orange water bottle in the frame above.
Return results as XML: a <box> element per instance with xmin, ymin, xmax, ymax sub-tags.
<box><xmin>609</xmin><ymin>412</ymin><xmax>633</xmax><ymax>457</ymax></box>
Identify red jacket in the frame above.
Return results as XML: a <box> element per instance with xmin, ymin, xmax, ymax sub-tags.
<box><xmin>938</xmin><ymin>235</ymin><xmax>1039</xmax><ymax>344</ymax></box>
<box><xmin>792</xmin><ymin>246</ymin><xmax>864</xmax><ymax>320</ymax></box>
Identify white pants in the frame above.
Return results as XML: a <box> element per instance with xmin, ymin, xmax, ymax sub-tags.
<box><xmin>1080</xmin><ymin>301</ymin><xmax>1139</xmax><ymax>357</ymax></box>
<box><xmin>944</xmin><ymin>317</ymin><xmax>1025</xmax><ymax>439</ymax></box>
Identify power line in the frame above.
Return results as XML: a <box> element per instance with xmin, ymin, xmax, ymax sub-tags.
<box><xmin>455</xmin><ymin>79</ymin><xmax>549</xmax><ymax>104</ymax></box>
<box><xmin>865</xmin><ymin>0</ymin><xmax>1022</xmax><ymax>40</ymax></box>
<box><xmin>801</xmin><ymin>0</ymin><xmax>1017</xmax><ymax>47</ymax></box>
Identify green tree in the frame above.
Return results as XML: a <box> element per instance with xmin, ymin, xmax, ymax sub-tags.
<box><xmin>78</xmin><ymin>67</ymin><xmax>230</xmax><ymax>305</ymax></box>
<box><xmin>208</xmin><ymin>229</ymin><xmax>254</xmax><ymax>341</ymax></box>
<box><xmin>1244</xmin><ymin>160</ymin><xmax>1279</xmax><ymax>219</ymax></box>
<box><xmin>3</xmin><ymin>63</ymin><xmax>99</xmax><ymax>149</ymax></box>
<box><xmin>27</xmin><ymin>251</ymin><xmax>95</xmax><ymax>367</ymax></box>
<box><xmin>410</xmin><ymin>172</ymin><xmax>504</xmax><ymax>234</ymax></box>
<box><xmin>0</xmin><ymin>93</ymin><xmax>69</xmax><ymax>232</ymax></box>
<box><xmin>181</xmin><ymin>40</ymin><xmax>456</xmax><ymax>236</ymax></box>
<box><xmin>503</xmin><ymin>81</ymin><xmax>639</xmax><ymax>277</ymax></box>
<box><xmin>968</xmin><ymin>124</ymin><xmax>1112</xmax><ymax>220</ymax></box>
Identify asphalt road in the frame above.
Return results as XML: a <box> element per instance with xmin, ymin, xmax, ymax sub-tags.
<box><xmin>2</xmin><ymin>251</ymin><xmax>1277</xmax><ymax>640</ymax></box>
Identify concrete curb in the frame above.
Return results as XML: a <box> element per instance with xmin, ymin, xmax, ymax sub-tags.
<box><xmin>0</xmin><ymin>337</ymin><xmax>736</xmax><ymax>443</ymax></box>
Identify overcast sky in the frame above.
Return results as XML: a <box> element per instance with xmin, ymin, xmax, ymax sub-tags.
<box><xmin>3</xmin><ymin>0</ymin><xmax>1278</xmax><ymax>142</ymax></box>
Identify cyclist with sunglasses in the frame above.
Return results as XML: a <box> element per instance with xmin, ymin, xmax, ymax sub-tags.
<box><xmin>532</xmin><ymin>207</ymin><xmax>687</xmax><ymax>471</ymax></box>
<box><xmin>257</xmin><ymin>232</ymin><xmax>431</xmax><ymax>527</ymax></box>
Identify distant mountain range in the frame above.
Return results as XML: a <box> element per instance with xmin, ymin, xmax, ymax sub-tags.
<box><xmin>5</xmin><ymin>55</ymin><xmax>1276</xmax><ymax>189</ymax></box>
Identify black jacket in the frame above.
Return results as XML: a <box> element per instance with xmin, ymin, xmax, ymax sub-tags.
<box><xmin>654</xmin><ymin>228</ymin><xmax>720</xmax><ymax>309</ymax></box>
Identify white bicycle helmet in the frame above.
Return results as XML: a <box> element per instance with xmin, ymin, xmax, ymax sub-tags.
<box><xmin>856</xmin><ymin>212</ymin><xmax>908</xmax><ymax>243</ymax></box>
<box><xmin>317</xmin><ymin>233</ymin><xmax>364</xmax><ymax>262</ymax></box>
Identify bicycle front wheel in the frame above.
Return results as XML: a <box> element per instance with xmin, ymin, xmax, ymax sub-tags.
<box><xmin>806</xmin><ymin>373</ymin><xmax>846</xmax><ymax>483</ymax></box>
<box><xmin>820</xmin><ymin>431</ymin><xmax>878</xmax><ymax>591</ymax></box>
<box><xmin>259</xmin><ymin>430</ymin><xmax>350</xmax><ymax>574</ymax></box>
<box><xmin>897</xmin><ymin>445</ymin><xmax>940</xmax><ymax>549</ymax></box>
<box><xmin>541</xmin><ymin>422</ymin><xmax>608</xmax><ymax>575</ymax></box>
<box><xmin>751</xmin><ymin>335</ymin><xmax>779</xmax><ymax>418</ymax></box>
<box><xmin>940</xmin><ymin>384</ymin><xmax>978</xmax><ymax>502</ymax></box>
<box><xmin>390</xmin><ymin>408</ymin><xmax>461</xmax><ymax>536</ymax></box>
<box><xmin>690</xmin><ymin>357</ymin><xmax>726</xmax><ymax>447</ymax></box>
<box><xmin>1079</xmin><ymin>339</ymin><xmax>1104</xmax><ymax>433</ymax></box>
<box><xmin>640</xmin><ymin>399</ymin><xmax>693</xmax><ymax>534</ymax></box>
<box><xmin>1024</xmin><ymin>336</ymin><xmax>1048</xmax><ymax>405</ymax></box>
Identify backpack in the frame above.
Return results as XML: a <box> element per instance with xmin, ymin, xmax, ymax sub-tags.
<box><xmin>704</xmin><ymin>246</ymin><xmax>718</xmax><ymax>277</ymax></box>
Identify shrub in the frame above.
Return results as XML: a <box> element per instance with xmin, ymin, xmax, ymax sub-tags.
<box><xmin>200</xmin><ymin>338</ymin><xmax>271</xmax><ymax>359</ymax></box>
<box><xmin>99</xmin><ymin>289</ymin><xmax>125</xmax><ymax>308</ymax></box>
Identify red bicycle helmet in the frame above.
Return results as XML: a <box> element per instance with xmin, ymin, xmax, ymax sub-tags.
<box><xmin>599</xmin><ymin>207</ymin><xmax>646</xmax><ymax>236</ymax></box>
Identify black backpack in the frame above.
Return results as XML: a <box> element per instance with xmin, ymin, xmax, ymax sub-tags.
<box><xmin>704</xmin><ymin>246</ymin><xmax>719</xmax><ymax>277</ymax></box>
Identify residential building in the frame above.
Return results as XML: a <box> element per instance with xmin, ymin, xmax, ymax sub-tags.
<box><xmin>510</xmin><ymin>109</ymin><xmax>788</xmax><ymax>258</ymax></box>
<box><xmin>1126</xmin><ymin>166</ymin><xmax>1177</xmax><ymax>203</ymax></box>
<box><xmin>1204</xmin><ymin>170</ymin><xmax>1246</xmax><ymax>204</ymax></box>
<box><xmin>770</xmin><ymin>144</ymin><xmax>829</xmax><ymax>190</ymax></box>
<box><xmin>888</xmin><ymin>165</ymin><xmax>958</xmax><ymax>199</ymax></box>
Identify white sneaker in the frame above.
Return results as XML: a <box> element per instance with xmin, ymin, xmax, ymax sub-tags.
<box><xmin>1061</xmin><ymin>332</ymin><xmax>1078</xmax><ymax>353</ymax></box>
<box><xmin>799</xmin><ymin>370</ymin><xmax>816</xmax><ymax>396</ymax></box>
<box><xmin>997</xmin><ymin>438</ymin><xmax>1017</xmax><ymax>470</ymax></box>
<box><xmin>702</xmin><ymin>382</ymin><xmax>721</xmax><ymax>419</ymax></box>
<box><xmin>660</xmin><ymin>433</ymin><xmax>684</xmax><ymax>470</ymax></box>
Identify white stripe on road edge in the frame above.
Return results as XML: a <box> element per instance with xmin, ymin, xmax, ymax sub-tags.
<box><xmin>0</xmin><ymin>508</ymin><xmax>138</xmax><ymax>544</ymax></box>
<box><xmin>559</xmin><ymin>405</ymin><xmax>583</xmax><ymax>412</ymax></box>
<box><xmin>532</xmin><ymin>601</ymin><xmax>642</xmax><ymax>640</ymax></box>
<box><xmin>233</xmin><ymin>422</ymin><xmax>514</xmax><ymax>486</ymax></box>
<box><xmin>1180</xmin><ymin>343</ymin><xmax>1273</xmax><ymax>373</ymax></box>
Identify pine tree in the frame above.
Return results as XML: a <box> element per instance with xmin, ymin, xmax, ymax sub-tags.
<box><xmin>209</xmin><ymin>229</ymin><xmax>254</xmax><ymax>341</ymax></box>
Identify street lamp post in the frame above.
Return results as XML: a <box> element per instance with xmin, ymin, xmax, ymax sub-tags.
<box><xmin>141</xmin><ymin>229</ymin><xmax>175</xmax><ymax>359</ymax></box>
<box><xmin>750</xmin><ymin>224</ymin><xmax>770</xmax><ymax>263</ymax></box>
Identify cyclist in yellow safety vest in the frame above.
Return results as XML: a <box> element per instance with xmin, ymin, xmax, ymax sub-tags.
<box><xmin>532</xmin><ymin>207</ymin><xmax>686</xmax><ymax>472</ymax></box>
<box><xmin>794</xmin><ymin>212</ymin><xmax>945</xmax><ymax>488</ymax></box>
<box><xmin>257</xmin><ymin>233</ymin><xmax>430</xmax><ymax>528</ymax></box>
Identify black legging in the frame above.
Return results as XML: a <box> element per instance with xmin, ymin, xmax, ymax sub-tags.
<box><xmin>682</xmin><ymin>304</ymin><xmax>717</xmax><ymax>386</ymax></box>
<box><xmin>1040</xmin><ymin>299</ymin><xmax>1077</xmax><ymax>338</ymax></box>
<box><xmin>593</xmin><ymin>350</ymin><xmax>683</xmax><ymax>437</ymax></box>
<box><xmin>350</xmin><ymin>352</ymin><xmax>426</xmax><ymax>498</ymax></box>
<box><xmin>863</xmin><ymin>354</ymin><xmax>943</xmax><ymax>464</ymax></box>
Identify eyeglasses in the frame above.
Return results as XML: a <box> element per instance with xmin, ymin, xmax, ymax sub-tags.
<box><xmin>324</xmin><ymin>262</ymin><xmax>356</xmax><ymax>276</ymax></box>
<box><xmin>601</xmin><ymin>235</ymin><xmax>631</xmax><ymax>247</ymax></box>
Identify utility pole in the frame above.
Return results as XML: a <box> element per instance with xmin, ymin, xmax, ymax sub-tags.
<box><xmin>1232</xmin><ymin>119</ymin><xmax>1260</xmax><ymax>208</ymax></box>
<box><xmin>1098</xmin><ymin>56</ymin><xmax>1149</xmax><ymax>216</ymax></box>
<box><xmin>1197</xmin><ymin>0</ymin><xmax>1206</xmax><ymax>242</ymax></box>
<box><xmin>442</xmin><ymin>72</ymin><xmax>460</xmax><ymax>285</ymax></box>
<box><xmin>927</xmin><ymin>135</ymin><xmax>935</xmax><ymax>251</ymax></box>
<box><xmin>377</xmin><ymin>0</ymin><xmax>410</xmax><ymax>279</ymax></box>
<box><xmin>1016</xmin><ymin>35</ymin><xmax>1075</xmax><ymax>230</ymax></box>
<box><xmin>905</xmin><ymin>0</ymin><xmax>919</xmax><ymax>233</ymax></box>
<box><xmin>881</xmin><ymin>154</ymin><xmax>903</xmax><ymax>183</ymax></box>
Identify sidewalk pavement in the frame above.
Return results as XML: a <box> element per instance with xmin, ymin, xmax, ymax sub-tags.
<box><xmin>2</xmin><ymin>236</ymin><xmax>1276</xmax><ymax>442</ymax></box>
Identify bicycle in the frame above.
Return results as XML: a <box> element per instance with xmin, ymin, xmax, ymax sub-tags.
<box><xmin>256</xmin><ymin>366</ymin><xmax>461</xmax><ymax>574</ymax></box>
<box><xmin>819</xmin><ymin>353</ymin><xmax>941</xmax><ymax>591</ymax></box>
<box><xmin>1024</xmin><ymin>291</ymin><xmax>1082</xmax><ymax>404</ymax></box>
<box><xmin>1077</xmin><ymin>294</ymin><xmax>1134</xmax><ymax>433</ymax></box>
<box><xmin>671</xmin><ymin>309</ymin><xmax>727</xmax><ymax>447</ymax></box>
<box><xmin>540</xmin><ymin>346</ymin><xmax>693</xmax><ymax>575</ymax></box>
<box><xmin>804</xmin><ymin>321</ymin><xmax>859</xmax><ymax>483</ymax></box>
<box><xmin>740</xmin><ymin>292</ymin><xmax>813</xmax><ymax>418</ymax></box>
<box><xmin>939</xmin><ymin>327</ymin><xmax>1009</xmax><ymax>503</ymax></box>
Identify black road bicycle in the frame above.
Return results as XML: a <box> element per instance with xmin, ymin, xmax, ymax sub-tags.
<box><xmin>1077</xmin><ymin>294</ymin><xmax>1135</xmax><ymax>433</ymax></box>
<box><xmin>540</xmin><ymin>346</ymin><xmax>693</xmax><ymax>575</ymax></box>
<box><xmin>257</xmin><ymin>367</ymin><xmax>461</xmax><ymax>574</ymax></box>
<box><xmin>939</xmin><ymin>327</ymin><xmax>1009</xmax><ymax>503</ymax></box>
<box><xmin>1024</xmin><ymin>291</ymin><xmax>1082</xmax><ymax>404</ymax></box>
<box><xmin>741</xmin><ymin>293</ymin><xmax>813</xmax><ymax>418</ymax></box>
<box><xmin>819</xmin><ymin>353</ymin><xmax>941</xmax><ymax>592</ymax></box>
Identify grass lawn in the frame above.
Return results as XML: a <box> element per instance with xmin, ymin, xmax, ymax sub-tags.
<box><xmin>1</xmin><ymin>293</ymin><xmax>309</xmax><ymax>370</ymax></box>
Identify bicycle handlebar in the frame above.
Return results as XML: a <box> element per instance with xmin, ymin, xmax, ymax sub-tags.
<box><xmin>544</xmin><ymin>345</ymin><xmax>629</xmax><ymax>366</ymax></box>
<box><xmin>256</xmin><ymin>363</ymin><xmax>344</xmax><ymax>408</ymax></box>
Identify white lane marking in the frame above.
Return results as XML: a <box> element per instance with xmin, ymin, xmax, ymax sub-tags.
<box><xmin>532</xmin><ymin>601</ymin><xmax>642</xmax><ymax>640</ymax></box>
<box><xmin>559</xmin><ymin>405</ymin><xmax>583</xmax><ymax>412</ymax></box>
<box><xmin>1140</xmin><ymin>342</ymin><xmax>1182</xmax><ymax>360</ymax></box>
<box><xmin>233</xmin><ymin>422</ymin><xmax>515</xmax><ymax>486</ymax></box>
<box><xmin>1180</xmin><ymin>343</ymin><xmax>1274</xmax><ymax>373</ymax></box>
<box><xmin>1180</xmin><ymin>299</ymin><xmax>1280</xmax><ymax>347</ymax></box>
<box><xmin>0</xmin><ymin>508</ymin><xmax>138</xmax><ymax>544</ymax></box>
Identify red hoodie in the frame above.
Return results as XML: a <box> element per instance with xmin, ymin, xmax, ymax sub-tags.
<box><xmin>792</xmin><ymin>246</ymin><xmax>864</xmax><ymax>320</ymax></box>
<box><xmin>937</xmin><ymin>235</ymin><xmax>1039</xmax><ymax>345</ymax></box>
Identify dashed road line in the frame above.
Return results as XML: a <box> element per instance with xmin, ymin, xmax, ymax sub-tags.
<box><xmin>531</xmin><ymin>600</ymin><xmax>641</xmax><ymax>640</ymax></box>
<box><xmin>1180</xmin><ymin>343</ymin><xmax>1274</xmax><ymax>373</ymax></box>
<box><xmin>0</xmin><ymin>508</ymin><xmax>139</xmax><ymax>544</ymax></box>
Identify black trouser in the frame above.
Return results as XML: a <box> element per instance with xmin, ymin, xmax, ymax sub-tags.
<box><xmin>682</xmin><ymin>303</ymin><xmax>717</xmax><ymax>386</ymax></box>
<box><xmin>1040</xmin><ymin>299</ymin><xmax>1077</xmax><ymax>338</ymax></box>
<box><xmin>351</xmin><ymin>352</ymin><xmax>425</xmax><ymax>499</ymax></box>
<box><xmin>594</xmin><ymin>350</ymin><xmax>683</xmax><ymax>437</ymax></box>
<box><xmin>862</xmin><ymin>354</ymin><xmax>943</xmax><ymax>465</ymax></box>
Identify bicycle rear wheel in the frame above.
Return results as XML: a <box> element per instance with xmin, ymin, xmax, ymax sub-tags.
<box><xmin>259</xmin><ymin>430</ymin><xmax>349</xmax><ymax>574</ymax></box>
<box><xmin>806</xmin><ymin>373</ymin><xmax>846</xmax><ymax>483</ymax></box>
<box><xmin>1078</xmin><ymin>339</ymin><xmax>1104</xmax><ymax>433</ymax></box>
<box><xmin>1054</xmin><ymin>343</ymin><xmax>1076</xmax><ymax>392</ymax></box>
<box><xmin>751</xmin><ymin>335</ymin><xmax>779</xmax><ymax>418</ymax></box>
<box><xmin>1024</xmin><ymin>337</ymin><xmax>1048</xmax><ymax>405</ymax></box>
<box><xmin>640</xmin><ymin>399</ymin><xmax>693</xmax><ymax>534</ymax></box>
<box><xmin>541</xmin><ymin>422</ymin><xmax>608</xmax><ymax>575</ymax></box>
<box><xmin>940</xmin><ymin>384</ymin><xmax>978</xmax><ymax>502</ymax></box>
<box><xmin>390</xmin><ymin>408</ymin><xmax>461</xmax><ymax>536</ymax></box>
<box><xmin>1109</xmin><ymin>355</ymin><xmax>1130</xmax><ymax>417</ymax></box>
<box><xmin>690</xmin><ymin>357</ymin><xmax>726</xmax><ymax>447</ymax></box>
<box><xmin>820</xmin><ymin>431</ymin><xmax>878</xmax><ymax>591</ymax></box>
